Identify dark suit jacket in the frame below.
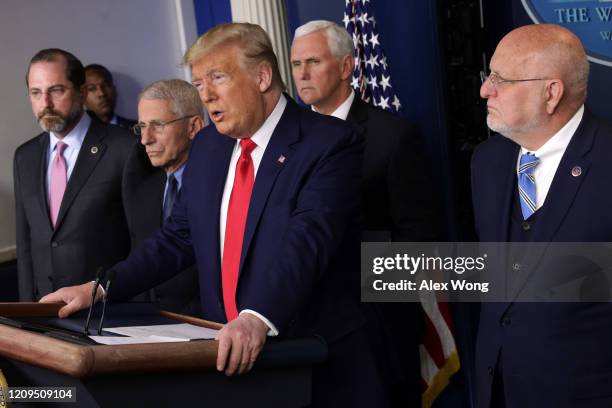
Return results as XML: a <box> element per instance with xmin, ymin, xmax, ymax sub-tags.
<box><xmin>347</xmin><ymin>96</ymin><xmax>436</xmax><ymax>242</ymax></box>
<box><xmin>122</xmin><ymin>143</ymin><xmax>201</xmax><ymax>316</ymax></box>
<box><xmin>14</xmin><ymin>114</ymin><xmax>135</xmax><ymax>300</ymax></box>
<box><xmin>471</xmin><ymin>110</ymin><xmax>612</xmax><ymax>407</ymax></box>
<box><xmin>109</xmin><ymin>97</ymin><xmax>367</xmax><ymax>341</ymax></box>
<box><xmin>115</xmin><ymin>115</ymin><xmax>137</xmax><ymax>131</ymax></box>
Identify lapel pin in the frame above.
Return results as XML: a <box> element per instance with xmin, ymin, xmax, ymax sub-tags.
<box><xmin>571</xmin><ymin>166</ymin><xmax>582</xmax><ymax>177</ymax></box>
<box><xmin>277</xmin><ymin>155</ymin><xmax>286</xmax><ymax>164</ymax></box>
<box><xmin>91</xmin><ymin>146</ymin><xmax>99</xmax><ymax>154</ymax></box>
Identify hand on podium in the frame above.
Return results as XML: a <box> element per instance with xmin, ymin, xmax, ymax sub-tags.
<box><xmin>39</xmin><ymin>282</ymin><xmax>104</xmax><ymax>318</ymax></box>
<box><xmin>216</xmin><ymin>313</ymin><xmax>268</xmax><ymax>376</ymax></box>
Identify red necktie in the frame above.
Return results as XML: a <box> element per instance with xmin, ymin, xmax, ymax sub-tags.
<box><xmin>222</xmin><ymin>138</ymin><xmax>257</xmax><ymax>321</ymax></box>
<box><xmin>49</xmin><ymin>141</ymin><xmax>68</xmax><ymax>227</ymax></box>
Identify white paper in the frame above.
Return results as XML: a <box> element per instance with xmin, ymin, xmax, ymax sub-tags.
<box><xmin>89</xmin><ymin>335</ymin><xmax>190</xmax><ymax>345</ymax></box>
<box><xmin>103</xmin><ymin>323</ymin><xmax>219</xmax><ymax>340</ymax></box>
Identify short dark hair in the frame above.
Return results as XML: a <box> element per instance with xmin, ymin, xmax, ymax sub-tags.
<box><xmin>84</xmin><ymin>63</ymin><xmax>114</xmax><ymax>85</ymax></box>
<box><xmin>26</xmin><ymin>48</ymin><xmax>85</xmax><ymax>88</ymax></box>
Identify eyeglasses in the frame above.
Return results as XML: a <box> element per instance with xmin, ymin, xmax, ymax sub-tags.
<box><xmin>28</xmin><ymin>85</ymin><xmax>73</xmax><ymax>101</ymax></box>
<box><xmin>132</xmin><ymin>115</ymin><xmax>194</xmax><ymax>136</ymax></box>
<box><xmin>480</xmin><ymin>71</ymin><xmax>550</xmax><ymax>90</ymax></box>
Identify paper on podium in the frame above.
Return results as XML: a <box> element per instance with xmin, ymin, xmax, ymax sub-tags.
<box><xmin>89</xmin><ymin>335</ymin><xmax>190</xmax><ymax>345</ymax></box>
<box><xmin>103</xmin><ymin>323</ymin><xmax>219</xmax><ymax>340</ymax></box>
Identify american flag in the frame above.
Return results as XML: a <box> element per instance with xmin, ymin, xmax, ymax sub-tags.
<box><xmin>343</xmin><ymin>0</ymin><xmax>402</xmax><ymax>113</ymax></box>
<box><xmin>344</xmin><ymin>1</ymin><xmax>460</xmax><ymax>406</ymax></box>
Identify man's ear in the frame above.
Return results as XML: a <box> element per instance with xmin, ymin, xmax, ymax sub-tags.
<box><xmin>188</xmin><ymin>115</ymin><xmax>205</xmax><ymax>140</ymax></box>
<box><xmin>256</xmin><ymin>62</ymin><xmax>273</xmax><ymax>93</ymax></box>
<box><xmin>339</xmin><ymin>54</ymin><xmax>354</xmax><ymax>81</ymax></box>
<box><xmin>544</xmin><ymin>79</ymin><xmax>564</xmax><ymax>115</ymax></box>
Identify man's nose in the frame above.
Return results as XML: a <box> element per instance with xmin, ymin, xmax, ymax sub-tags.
<box><xmin>480</xmin><ymin>80</ymin><xmax>495</xmax><ymax>99</ymax></box>
<box><xmin>199</xmin><ymin>85</ymin><xmax>216</xmax><ymax>104</ymax></box>
<box><xmin>140</xmin><ymin>128</ymin><xmax>155</xmax><ymax>145</ymax></box>
<box><xmin>297</xmin><ymin>64</ymin><xmax>309</xmax><ymax>80</ymax></box>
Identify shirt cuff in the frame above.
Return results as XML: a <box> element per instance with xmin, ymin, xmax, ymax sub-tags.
<box><xmin>91</xmin><ymin>280</ymin><xmax>105</xmax><ymax>296</ymax></box>
<box><xmin>240</xmin><ymin>309</ymin><xmax>279</xmax><ymax>336</ymax></box>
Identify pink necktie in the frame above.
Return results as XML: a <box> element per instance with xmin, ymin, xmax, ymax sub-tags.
<box><xmin>49</xmin><ymin>141</ymin><xmax>68</xmax><ymax>227</ymax></box>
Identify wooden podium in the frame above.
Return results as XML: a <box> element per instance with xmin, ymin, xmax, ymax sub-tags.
<box><xmin>0</xmin><ymin>303</ymin><xmax>327</xmax><ymax>407</ymax></box>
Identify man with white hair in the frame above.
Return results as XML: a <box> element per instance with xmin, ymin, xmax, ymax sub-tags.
<box><xmin>291</xmin><ymin>20</ymin><xmax>436</xmax><ymax>406</ymax></box>
<box><xmin>123</xmin><ymin>79</ymin><xmax>205</xmax><ymax>315</ymax></box>
<box><xmin>474</xmin><ymin>24</ymin><xmax>612</xmax><ymax>407</ymax></box>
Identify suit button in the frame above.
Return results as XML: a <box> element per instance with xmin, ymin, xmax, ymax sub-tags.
<box><xmin>217</xmin><ymin>301</ymin><xmax>223</xmax><ymax>310</ymax></box>
<box><xmin>512</xmin><ymin>263</ymin><xmax>521</xmax><ymax>271</ymax></box>
<box><xmin>521</xmin><ymin>221</ymin><xmax>531</xmax><ymax>231</ymax></box>
<box><xmin>51</xmin><ymin>241</ymin><xmax>58</xmax><ymax>248</ymax></box>
<box><xmin>48</xmin><ymin>276</ymin><xmax>53</xmax><ymax>282</ymax></box>
<box><xmin>487</xmin><ymin>366</ymin><xmax>494</xmax><ymax>376</ymax></box>
<box><xmin>500</xmin><ymin>316</ymin><xmax>511</xmax><ymax>327</ymax></box>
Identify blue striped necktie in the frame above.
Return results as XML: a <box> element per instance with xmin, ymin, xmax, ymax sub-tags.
<box><xmin>518</xmin><ymin>152</ymin><xmax>540</xmax><ymax>220</ymax></box>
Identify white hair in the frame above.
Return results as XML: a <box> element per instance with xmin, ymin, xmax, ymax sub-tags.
<box><xmin>294</xmin><ymin>20</ymin><xmax>354</xmax><ymax>60</ymax></box>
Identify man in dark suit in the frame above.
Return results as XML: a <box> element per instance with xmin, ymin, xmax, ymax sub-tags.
<box><xmin>472</xmin><ymin>24</ymin><xmax>612</xmax><ymax>407</ymax></box>
<box><xmin>123</xmin><ymin>79</ymin><xmax>204</xmax><ymax>315</ymax></box>
<box><xmin>291</xmin><ymin>20</ymin><xmax>436</xmax><ymax>406</ymax></box>
<box><xmin>84</xmin><ymin>64</ymin><xmax>136</xmax><ymax>129</ymax></box>
<box><xmin>41</xmin><ymin>23</ymin><xmax>388</xmax><ymax>406</ymax></box>
<box><xmin>14</xmin><ymin>48</ymin><xmax>135</xmax><ymax>301</ymax></box>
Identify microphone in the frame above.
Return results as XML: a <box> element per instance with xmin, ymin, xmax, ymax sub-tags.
<box><xmin>97</xmin><ymin>270</ymin><xmax>116</xmax><ymax>335</ymax></box>
<box><xmin>83</xmin><ymin>267</ymin><xmax>104</xmax><ymax>335</ymax></box>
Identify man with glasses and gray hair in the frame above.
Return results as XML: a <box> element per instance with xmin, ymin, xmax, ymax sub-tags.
<box><xmin>14</xmin><ymin>48</ymin><xmax>134</xmax><ymax>301</ymax></box>
<box><xmin>291</xmin><ymin>20</ymin><xmax>436</xmax><ymax>407</ymax></box>
<box><xmin>473</xmin><ymin>24</ymin><xmax>612</xmax><ymax>407</ymax></box>
<box><xmin>122</xmin><ymin>79</ymin><xmax>204</xmax><ymax>315</ymax></box>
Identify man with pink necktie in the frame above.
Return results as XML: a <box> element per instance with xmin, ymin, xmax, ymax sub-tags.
<box><xmin>13</xmin><ymin>48</ymin><xmax>135</xmax><ymax>301</ymax></box>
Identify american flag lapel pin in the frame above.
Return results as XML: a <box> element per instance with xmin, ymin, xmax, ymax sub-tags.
<box><xmin>277</xmin><ymin>155</ymin><xmax>286</xmax><ymax>164</ymax></box>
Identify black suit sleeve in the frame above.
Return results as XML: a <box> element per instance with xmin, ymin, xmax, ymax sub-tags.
<box><xmin>13</xmin><ymin>151</ymin><xmax>35</xmax><ymax>301</ymax></box>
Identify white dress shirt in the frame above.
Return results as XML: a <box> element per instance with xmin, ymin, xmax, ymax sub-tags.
<box><xmin>517</xmin><ymin>105</ymin><xmax>584</xmax><ymax>210</ymax></box>
<box><xmin>312</xmin><ymin>90</ymin><xmax>355</xmax><ymax>121</ymax></box>
<box><xmin>47</xmin><ymin>112</ymin><xmax>91</xmax><ymax>201</ymax></box>
<box><xmin>218</xmin><ymin>94</ymin><xmax>287</xmax><ymax>335</ymax></box>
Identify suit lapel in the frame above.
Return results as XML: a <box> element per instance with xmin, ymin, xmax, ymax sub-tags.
<box><xmin>206</xmin><ymin>134</ymin><xmax>235</xmax><ymax>295</ymax></box>
<box><xmin>508</xmin><ymin>111</ymin><xmax>595</xmax><ymax>301</ymax></box>
<box><xmin>492</xmin><ymin>140</ymin><xmax>519</xmax><ymax>242</ymax></box>
<box><xmin>239</xmin><ymin>99</ymin><xmax>301</xmax><ymax>273</ymax></box>
<box><xmin>54</xmin><ymin>120</ymin><xmax>107</xmax><ymax>231</ymax></box>
<box><xmin>37</xmin><ymin>134</ymin><xmax>53</xmax><ymax>230</ymax></box>
<box><xmin>147</xmin><ymin>170</ymin><xmax>166</xmax><ymax>227</ymax></box>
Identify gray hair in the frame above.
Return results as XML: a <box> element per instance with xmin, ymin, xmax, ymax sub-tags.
<box><xmin>294</xmin><ymin>20</ymin><xmax>354</xmax><ymax>60</ymax></box>
<box><xmin>139</xmin><ymin>79</ymin><xmax>204</xmax><ymax>118</ymax></box>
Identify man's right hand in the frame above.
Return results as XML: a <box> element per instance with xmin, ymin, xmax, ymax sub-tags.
<box><xmin>39</xmin><ymin>282</ymin><xmax>103</xmax><ymax>318</ymax></box>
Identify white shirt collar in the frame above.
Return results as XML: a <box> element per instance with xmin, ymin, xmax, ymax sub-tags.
<box><xmin>520</xmin><ymin>105</ymin><xmax>584</xmax><ymax>162</ymax></box>
<box><xmin>517</xmin><ymin>105</ymin><xmax>584</xmax><ymax>210</ymax></box>
<box><xmin>238</xmin><ymin>93</ymin><xmax>287</xmax><ymax>153</ymax></box>
<box><xmin>311</xmin><ymin>90</ymin><xmax>355</xmax><ymax>121</ymax></box>
<box><xmin>49</xmin><ymin>111</ymin><xmax>91</xmax><ymax>153</ymax></box>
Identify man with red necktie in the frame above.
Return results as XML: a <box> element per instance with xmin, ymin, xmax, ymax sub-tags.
<box><xmin>42</xmin><ymin>23</ymin><xmax>389</xmax><ymax>406</ymax></box>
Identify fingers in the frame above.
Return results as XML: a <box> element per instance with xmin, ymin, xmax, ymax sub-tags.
<box><xmin>39</xmin><ymin>283</ymin><xmax>95</xmax><ymax>318</ymax></box>
<box><xmin>216</xmin><ymin>330</ymin><xmax>231</xmax><ymax>372</ymax></box>
<box><xmin>215</xmin><ymin>317</ymin><xmax>267</xmax><ymax>376</ymax></box>
<box><xmin>39</xmin><ymin>291</ymin><xmax>64</xmax><ymax>304</ymax></box>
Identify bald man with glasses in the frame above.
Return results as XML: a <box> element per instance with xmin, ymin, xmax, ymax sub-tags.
<box><xmin>473</xmin><ymin>24</ymin><xmax>612</xmax><ymax>407</ymax></box>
